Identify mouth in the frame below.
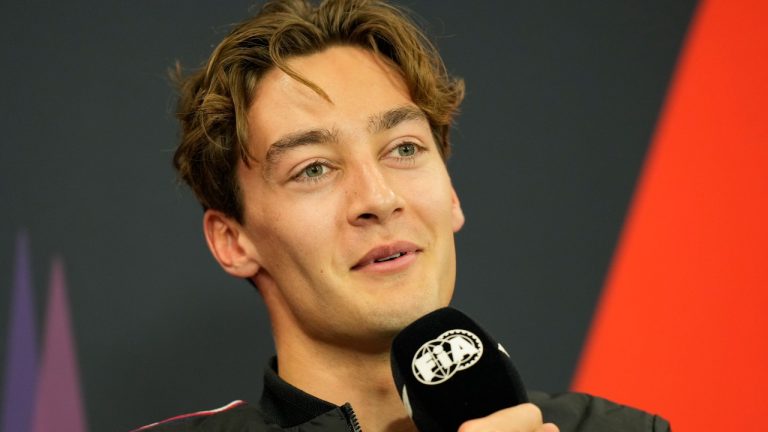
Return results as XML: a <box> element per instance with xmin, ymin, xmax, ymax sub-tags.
<box><xmin>352</xmin><ymin>242</ymin><xmax>421</xmax><ymax>271</ymax></box>
<box><xmin>374</xmin><ymin>252</ymin><xmax>406</xmax><ymax>263</ymax></box>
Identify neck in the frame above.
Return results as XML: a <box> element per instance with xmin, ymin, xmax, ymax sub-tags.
<box><xmin>275</xmin><ymin>333</ymin><xmax>417</xmax><ymax>432</ymax></box>
<box><xmin>257</xmin><ymin>274</ymin><xmax>419</xmax><ymax>432</ymax></box>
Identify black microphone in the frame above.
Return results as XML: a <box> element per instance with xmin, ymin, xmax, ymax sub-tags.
<box><xmin>390</xmin><ymin>307</ymin><xmax>528</xmax><ymax>432</ymax></box>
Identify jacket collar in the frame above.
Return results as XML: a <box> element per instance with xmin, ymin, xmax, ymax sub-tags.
<box><xmin>258</xmin><ymin>357</ymin><xmax>346</xmax><ymax>428</ymax></box>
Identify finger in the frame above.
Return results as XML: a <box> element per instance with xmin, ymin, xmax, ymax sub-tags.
<box><xmin>459</xmin><ymin>403</ymin><xmax>543</xmax><ymax>432</ymax></box>
<box><xmin>537</xmin><ymin>423</ymin><xmax>559</xmax><ymax>432</ymax></box>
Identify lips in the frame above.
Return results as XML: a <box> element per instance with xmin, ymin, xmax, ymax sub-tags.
<box><xmin>352</xmin><ymin>241</ymin><xmax>421</xmax><ymax>270</ymax></box>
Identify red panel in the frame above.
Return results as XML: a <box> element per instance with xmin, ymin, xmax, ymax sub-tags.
<box><xmin>571</xmin><ymin>0</ymin><xmax>768</xmax><ymax>430</ymax></box>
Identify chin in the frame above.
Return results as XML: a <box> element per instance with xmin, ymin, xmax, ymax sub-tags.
<box><xmin>368</xmin><ymin>300</ymin><xmax>444</xmax><ymax>334</ymax></box>
<box><xmin>349</xmin><ymin>281</ymin><xmax>452</xmax><ymax>341</ymax></box>
<box><xmin>333</xmin><ymin>301</ymin><xmax>446</xmax><ymax>352</ymax></box>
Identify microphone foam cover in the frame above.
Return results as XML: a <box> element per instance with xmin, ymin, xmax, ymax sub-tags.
<box><xmin>391</xmin><ymin>307</ymin><xmax>528</xmax><ymax>432</ymax></box>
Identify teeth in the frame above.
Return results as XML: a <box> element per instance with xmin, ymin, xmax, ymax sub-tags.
<box><xmin>374</xmin><ymin>252</ymin><xmax>404</xmax><ymax>263</ymax></box>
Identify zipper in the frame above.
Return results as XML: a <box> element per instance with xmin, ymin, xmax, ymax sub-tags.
<box><xmin>341</xmin><ymin>403</ymin><xmax>363</xmax><ymax>432</ymax></box>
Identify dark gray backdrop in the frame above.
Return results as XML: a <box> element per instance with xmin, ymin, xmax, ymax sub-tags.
<box><xmin>0</xmin><ymin>1</ymin><xmax>695</xmax><ymax>430</ymax></box>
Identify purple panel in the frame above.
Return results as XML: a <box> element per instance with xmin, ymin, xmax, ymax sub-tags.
<box><xmin>1</xmin><ymin>231</ymin><xmax>38</xmax><ymax>432</ymax></box>
<box><xmin>30</xmin><ymin>259</ymin><xmax>87</xmax><ymax>432</ymax></box>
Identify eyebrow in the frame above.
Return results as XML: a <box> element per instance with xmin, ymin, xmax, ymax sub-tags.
<box><xmin>265</xmin><ymin>128</ymin><xmax>338</xmax><ymax>166</ymax></box>
<box><xmin>263</xmin><ymin>105</ymin><xmax>427</xmax><ymax>177</ymax></box>
<box><xmin>368</xmin><ymin>105</ymin><xmax>427</xmax><ymax>134</ymax></box>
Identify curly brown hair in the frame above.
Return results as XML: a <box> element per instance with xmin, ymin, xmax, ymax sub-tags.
<box><xmin>173</xmin><ymin>0</ymin><xmax>465</xmax><ymax>222</ymax></box>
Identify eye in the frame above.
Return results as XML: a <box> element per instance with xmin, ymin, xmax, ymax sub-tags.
<box><xmin>303</xmin><ymin>163</ymin><xmax>326</xmax><ymax>178</ymax></box>
<box><xmin>387</xmin><ymin>141</ymin><xmax>424</xmax><ymax>160</ymax></box>
<box><xmin>292</xmin><ymin>160</ymin><xmax>333</xmax><ymax>183</ymax></box>
<box><xmin>382</xmin><ymin>141</ymin><xmax>426</xmax><ymax>168</ymax></box>
<box><xmin>396</xmin><ymin>142</ymin><xmax>417</xmax><ymax>157</ymax></box>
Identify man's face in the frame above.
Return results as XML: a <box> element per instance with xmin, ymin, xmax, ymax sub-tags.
<box><xmin>233</xmin><ymin>46</ymin><xmax>464</xmax><ymax>348</ymax></box>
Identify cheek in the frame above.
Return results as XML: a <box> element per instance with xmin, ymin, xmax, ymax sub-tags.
<box><xmin>249</xmin><ymin>192</ymin><xmax>344</xmax><ymax>269</ymax></box>
<box><xmin>400</xmin><ymin>167</ymin><xmax>455</xmax><ymax>223</ymax></box>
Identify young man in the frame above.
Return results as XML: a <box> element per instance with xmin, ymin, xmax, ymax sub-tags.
<box><xmin>143</xmin><ymin>1</ymin><xmax>669</xmax><ymax>431</ymax></box>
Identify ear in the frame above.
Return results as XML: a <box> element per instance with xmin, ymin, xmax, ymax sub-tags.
<box><xmin>450</xmin><ymin>186</ymin><xmax>465</xmax><ymax>232</ymax></box>
<box><xmin>203</xmin><ymin>209</ymin><xmax>261</xmax><ymax>278</ymax></box>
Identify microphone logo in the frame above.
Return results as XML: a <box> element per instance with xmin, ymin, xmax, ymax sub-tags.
<box><xmin>411</xmin><ymin>329</ymin><xmax>483</xmax><ymax>385</ymax></box>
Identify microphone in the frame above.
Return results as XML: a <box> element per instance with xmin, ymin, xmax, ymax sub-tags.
<box><xmin>390</xmin><ymin>307</ymin><xmax>528</xmax><ymax>432</ymax></box>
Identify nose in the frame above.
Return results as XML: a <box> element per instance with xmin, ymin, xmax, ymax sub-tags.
<box><xmin>346</xmin><ymin>162</ymin><xmax>403</xmax><ymax>226</ymax></box>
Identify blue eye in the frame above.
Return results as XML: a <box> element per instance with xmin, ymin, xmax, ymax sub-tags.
<box><xmin>303</xmin><ymin>163</ymin><xmax>326</xmax><ymax>178</ymax></box>
<box><xmin>397</xmin><ymin>143</ymin><xmax>417</xmax><ymax>157</ymax></box>
<box><xmin>293</xmin><ymin>161</ymin><xmax>333</xmax><ymax>184</ymax></box>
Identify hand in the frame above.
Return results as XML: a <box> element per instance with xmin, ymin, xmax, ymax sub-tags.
<box><xmin>458</xmin><ymin>403</ymin><xmax>559</xmax><ymax>432</ymax></box>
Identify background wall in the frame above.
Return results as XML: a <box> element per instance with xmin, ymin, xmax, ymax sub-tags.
<box><xmin>1</xmin><ymin>1</ymin><xmax>736</xmax><ymax>431</ymax></box>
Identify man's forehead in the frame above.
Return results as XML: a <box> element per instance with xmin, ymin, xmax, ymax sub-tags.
<box><xmin>243</xmin><ymin>46</ymin><xmax>422</xmax><ymax>165</ymax></box>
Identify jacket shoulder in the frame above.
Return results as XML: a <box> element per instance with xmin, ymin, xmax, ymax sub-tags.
<box><xmin>529</xmin><ymin>391</ymin><xmax>671</xmax><ymax>432</ymax></box>
<box><xmin>133</xmin><ymin>400</ymin><xmax>276</xmax><ymax>432</ymax></box>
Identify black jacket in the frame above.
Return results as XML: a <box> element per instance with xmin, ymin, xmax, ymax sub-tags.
<box><xmin>138</xmin><ymin>360</ymin><xmax>670</xmax><ymax>432</ymax></box>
